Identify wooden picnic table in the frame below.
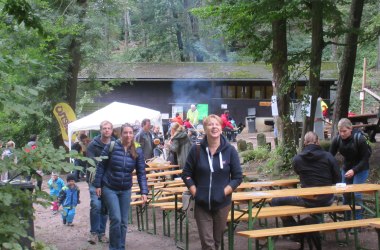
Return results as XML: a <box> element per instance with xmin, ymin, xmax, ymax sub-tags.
<box><xmin>159</xmin><ymin>178</ymin><xmax>301</xmax><ymax>250</ymax></box>
<box><xmin>229</xmin><ymin>183</ymin><xmax>380</xmax><ymax>250</ymax></box>
<box><xmin>132</xmin><ymin>164</ymin><xmax>180</xmax><ymax>174</ymax></box>
<box><xmin>132</xmin><ymin>169</ymin><xmax>182</xmax><ymax>179</ymax></box>
<box><xmin>348</xmin><ymin>113</ymin><xmax>380</xmax><ymax>142</ymax></box>
<box><xmin>236</xmin><ymin>179</ymin><xmax>299</xmax><ymax>190</ymax></box>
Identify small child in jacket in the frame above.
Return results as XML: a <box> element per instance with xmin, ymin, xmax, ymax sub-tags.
<box><xmin>47</xmin><ymin>172</ymin><xmax>65</xmax><ymax>214</ymax></box>
<box><xmin>58</xmin><ymin>174</ymin><xmax>80</xmax><ymax>226</ymax></box>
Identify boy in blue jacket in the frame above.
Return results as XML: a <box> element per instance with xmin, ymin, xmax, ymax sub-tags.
<box><xmin>47</xmin><ymin>172</ymin><xmax>65</xmax><ymax>214</ymax></box>
<box><xmin>58</xmin><ymin>174</ymin><xmax>80</xmax><ymax>226</ymax></box>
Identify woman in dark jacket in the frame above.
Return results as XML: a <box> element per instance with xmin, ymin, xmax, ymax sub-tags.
<box><xmin>93</xmin><ymin>123</ymin><xmax>148</xmax><ymax>250</ymax></box>
<box><xmin>330</xmin><ymin>118</ymin><xmax>370</xmax><ymax>219</ymax></box>
<box><xmin>182</xmin><ymin>114</ymin><xmax>243</xmax><ymax>250</ymax></box>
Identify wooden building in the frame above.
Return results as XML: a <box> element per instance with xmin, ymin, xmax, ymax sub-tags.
<box><xmin>79</xmin><ymin>62</ymin><xmax>337</xmax><ymax>132</ymax></box>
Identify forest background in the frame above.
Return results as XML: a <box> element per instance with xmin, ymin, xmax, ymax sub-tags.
<box><xmin>0</xmin><ymin>0</ymin><xmax>379</xmax><ymax>249</ymax></box>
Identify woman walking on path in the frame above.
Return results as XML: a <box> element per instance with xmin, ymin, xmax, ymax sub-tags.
<box><xmin>93</xmin><ymin>123</ymin><xmax>148</xmax><ymax>250</ymax></box>
<box><xmin>182</xmin><ymin>114</ymin><xmax>243</xmax><ymax>250</ymax></box>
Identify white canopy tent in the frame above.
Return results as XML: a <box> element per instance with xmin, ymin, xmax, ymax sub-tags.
<box><xmin>68</xmin><ymin>102</ymin><xmax>162</xmax><ymax>149</ymax></box>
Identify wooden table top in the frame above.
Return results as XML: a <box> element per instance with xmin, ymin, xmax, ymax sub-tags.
<box><xmin>232</xmin><ymin>184</ymin><xmax>380</xmax><ymax>201</ymax></box>
<box><xmin>236</xmin><ymin>179</ymin><xmax>299</xmax><ymax>190</ymax></box>
<box><xmin>132</xmin><ymin>169</ymin><xmax>183</xmax><ymax>179</ymax></box>
<box><xmin>132</xmin><ymin>165</ymin><xmax>180</xmax><ymax>174</ymax></box>
<box><xmin>160</xmin><ymin>186</ymin><xmax>187</xmax><ymax>194</ymax></box>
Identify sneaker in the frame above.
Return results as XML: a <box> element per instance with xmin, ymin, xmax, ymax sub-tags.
<box><xmin>67</xmin><ymin>222</ymin><xmax>74</xmax><ymax>227</ymax></box>
<box><xmin>98</xmin><ymin>234</ymin><xmax>109</xmax><ymax>243</ymax></box>
<box><xmin>52</xmin><ymin>211</ymin><xmax>58</xmax><ymax>215</ymax></box>
<box><xmin>88</xmin><ymin>233</ymin><xmax>98</xmax><ymax>245</ymax></box>
<box><xmin>63</xmin><ymin>219</ymin><xmax>66</xmax><ymax>225</ymax></box>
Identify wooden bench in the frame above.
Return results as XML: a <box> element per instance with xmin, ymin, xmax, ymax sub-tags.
<box><xmin>150</xmin><ymin>201</ymin><xmax>184</xmax><ymax>237</ymax></box>
<box><xmin>237</xmin><ymin>218</ymin><xmax>380</xmax><ymax>250</ymax></box>
<box><xmin>228</xmin><ymin>205</ymin><xmax>356</xmax><ymax>222</ymax></box>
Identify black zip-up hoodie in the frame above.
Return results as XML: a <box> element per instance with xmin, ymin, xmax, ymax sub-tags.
<box><xmin>294</xmin><ymin>144</ymin><xmax>341</xmax><ymax>207</ymax></box>
<box><xmin>182</xmin><ymin>135</ymin><xmax>242</xmax><ymax>211</ymax></box>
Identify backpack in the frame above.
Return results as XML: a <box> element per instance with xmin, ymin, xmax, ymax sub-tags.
<box><xmin>338</xmin><ymin>130</ymin><xmax>372</xmax><ymax>157</ymax></box>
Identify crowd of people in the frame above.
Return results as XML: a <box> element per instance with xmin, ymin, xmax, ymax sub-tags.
<box><xmin>0</xmin><ymin>102</ymin><xmax>373</xmax><ymax>250</ymax></box>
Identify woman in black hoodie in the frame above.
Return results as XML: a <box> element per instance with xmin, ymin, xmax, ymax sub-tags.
<box><xmin>182</xmin><ymin>114</ymin><xmax>242</xmax><ymax>250</ymax></box>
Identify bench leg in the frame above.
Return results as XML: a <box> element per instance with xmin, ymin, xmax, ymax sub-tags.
<box><xmin>267</xmin><ymin>237</ymin><xmax>274</xmax><ymax>250</ymax></box>
<box><xmin>376</xmin><ymin>228</ymin><xmax>380</xmax><ymax>250</ymax></box>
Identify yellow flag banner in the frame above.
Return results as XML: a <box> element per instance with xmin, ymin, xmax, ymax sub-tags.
<box><xmin>53</xmin><ymin>103</ymin><xmax>77</xmax><ymax>148</ymax></box>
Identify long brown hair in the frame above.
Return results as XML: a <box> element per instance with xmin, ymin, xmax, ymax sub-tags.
<box><xmin>121</xmin><ymin>123</ymin><xmax>138</xmax><ymax>160</ymax></box>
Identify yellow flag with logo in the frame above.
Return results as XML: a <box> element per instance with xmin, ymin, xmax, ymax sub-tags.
<box><xmin>53</xmin><ymin>103</ymin><xmax>77</xmax><ymax>148</ymax></box>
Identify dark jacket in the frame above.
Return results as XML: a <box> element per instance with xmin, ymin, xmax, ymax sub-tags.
<box><xmin>182</xmin><ymin>135</ymin><xmax>243</xmax><ymax>211</ymax></box>
<box><xmin>294</xmin><ymin>144</ymin><xmax>341</xmax><ymax>207</ymax></box>
<box><xmin>86</xmin><ymin>135</ymin><xmax>115</xmax><ymax>183</ymax></box>
<box><xmin>329</xmin><ymin>131</ymin><xmax>370</xmax><ymax>174</ymax></box>
<box><xmin>170</xmin><ymin>131</ymin><xmax>192</xmax><ymax>168</ymax></box>
<box><xmin>135</xmin><ymin>129</ymin><xmax>154</xmax><ymax>160</ymax></box>
<box><xmin>93</xmin><ymin>140</ymin><xmax>148</xmax><ymax>194</ymax></box>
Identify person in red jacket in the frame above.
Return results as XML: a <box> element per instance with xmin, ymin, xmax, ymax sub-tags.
<box><xmin>171</xmin><ymin>113</ymin><xmax>184</xmax><ymax>125</ymax></box>
<box><xmin>220</xmin><ymin>110</ymin><xmax>236</xmax><ymax>142</ymax></box>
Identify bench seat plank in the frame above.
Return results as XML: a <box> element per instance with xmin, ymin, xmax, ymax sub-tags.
<box><xmin>228</xmin><ymin>205</ymin><xmax>357</xmax><ymax>222</ymax></box>
<box><xmin>237</xmin><ymin>218</ymin><xmax>380</xmax><ymax>239</ymax></box>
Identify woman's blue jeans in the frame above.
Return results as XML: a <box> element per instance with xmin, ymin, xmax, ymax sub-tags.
<box><xmin>102</xmin><ymin>186</ymin><xmax>131</xmax><ymax>250</ymax></box>
<box><xmin>342</xmin><ymin>169</ymin><xmax>369</xmax><ymax>219</ymax></box>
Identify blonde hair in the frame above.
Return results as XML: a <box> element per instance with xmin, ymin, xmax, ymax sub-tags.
<box><xmin>337</xmin><ymin>118</ymin><xmax>352</xmax><ymax>130</ymax></box>
<box><xmin>203</xmin><ymin>114</ymin><xmax>223</xmax><ymax>127</ymax></box>
<box><xmin>304</xmin><ymin>132</ymin><xmax>318</xmax><ymax>146</ymax></box>
<box><xmin>6</xmin><ymin>141</ymin><xmax>15</xmax><ymax>148</ymax></box>
<box><xmin>171</xmin><ymin>122</ymin><xmax>185</xmax><ymax>135</ymax></box>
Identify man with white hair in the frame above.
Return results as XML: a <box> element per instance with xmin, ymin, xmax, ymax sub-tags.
<box><xmin>186</xmin><ymin>104</ymin><xmax>199</xmax><ymax>127</ymax></box>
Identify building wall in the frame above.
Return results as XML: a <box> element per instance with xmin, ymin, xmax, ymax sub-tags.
<box><xmin>96</xmin><ymin>80</ymin><xmax>333</xmax><ymax>128</ymax></box>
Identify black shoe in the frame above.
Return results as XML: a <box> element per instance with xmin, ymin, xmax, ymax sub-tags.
<box><xmin>63</xmin><ymin>219</ymin><xmax>66</xmax><ymax>225</ymax></box>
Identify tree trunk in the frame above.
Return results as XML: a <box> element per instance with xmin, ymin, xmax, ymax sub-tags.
<box><xmin>272</xmin><ymin>0</ymin><xmax>294</xmax><ymax>157</ymax></box>
<box><xmin>124</xmin><ymin>9</ymin><xmax>133</xmax><ymax>46</ymax></box>
<box><xmin>184</xmin><ymin>0</ymin><xmax>203</xmax><ymax>62</ymax></box>
<box><xmin>303</xmin><ymin>0</ymin><xmax>324</xmax><ymax>135</ymax></box>
<box><xmin>66</xmin><ymin>0</ymin><xmax>87</xmax><ymax>111</ymax></box>
<box><xmin>332</xmin><ymin>0</ymin><xmax>365</xmax><ymax>135</ymax></box>
<box><xmin>170</xmin><ymin>0</ymin><xmax>187</xmax><ymax>61</ymax></box>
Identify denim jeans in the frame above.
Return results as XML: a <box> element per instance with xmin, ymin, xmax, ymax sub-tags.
<box><xmin>271</xmin><ymin>195</ymin><xmax>333</xmax><ymax>227</ymax></box>
<box><xmin>342</xmin><ymin>169</ymin><xmax>369</xmax><ymax>219</ymax></box>
<box><xmin>271</xmin><ymin>196</ymin><xmax>307</xmax><ymax>227</ymax></box>
<box><xmin>102</xmin><ymin>186</ymin><xmax>131</xmax><ymax>250</ymax></box>
<box><xmin>89</xmin><ymin>183</ymin><xmax>108</xmax><ymax>235</ymax></box>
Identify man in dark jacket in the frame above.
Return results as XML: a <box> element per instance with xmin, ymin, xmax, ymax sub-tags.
<box><xmin>86</xmin><ymin>120</ymin><xmax>114</xmax><ymax>244</ymax></box>
<box><xmin>135</xmin><ymin>118</ymin><xmax>154</xmax><ymax>161</ymax></box>
<box><xmin>271</xmin><ymin>131</ymin><xmax>341</xmax><ymax>227</ymax></box>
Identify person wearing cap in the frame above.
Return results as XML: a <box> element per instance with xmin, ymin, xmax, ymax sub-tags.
<box><xmin>58</xmin><ymin>174</ymin><xmax>80</xmax><ymax>226</ymax></box>
<box><xmin>186</xmin><ymin>104</ymin><xmax>199</xmax><ymax>127</ymax></box>
<box><xmin>48</xmin><ymin>172</ymin><xmax>65</xmax><ymax>214</ymax></box>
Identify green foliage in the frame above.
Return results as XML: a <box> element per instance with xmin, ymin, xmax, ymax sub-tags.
<box><xmin>241</xmin><ymin>147</ymin><xmax>271</xmax><ymax>163</ymax></box>
<box><xmin>319</xmin><ymin>140</ymin><xmax>332</xmax><ymax>152</ymax></box>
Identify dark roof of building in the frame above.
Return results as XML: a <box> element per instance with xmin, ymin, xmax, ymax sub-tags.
<box><xmin>79</xmin><ymin>62</ymin><xmax>338</xmax><ymax>81</ymax></box>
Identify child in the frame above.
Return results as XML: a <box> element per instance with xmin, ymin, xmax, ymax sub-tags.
<box><xmin>58</xmin><ymin>174</ymin><xmax>80</xmax><ymax>226</ymax></box>
<box><xmin>47</xmin><ymin>172</ymin><xmax>65</xmax><ymax>214</ymax></box>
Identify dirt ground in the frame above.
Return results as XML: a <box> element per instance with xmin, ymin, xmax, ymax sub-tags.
<box><xmin>34</xmin><ymin>131</ymin><xmax>380</xmax><ymax>250</ymax></box>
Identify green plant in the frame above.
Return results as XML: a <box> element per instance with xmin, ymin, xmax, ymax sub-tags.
<box><xmin>319</xmin><ymin>140</ymin><xmax>332</xmax><ymax>152</ymax></box>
